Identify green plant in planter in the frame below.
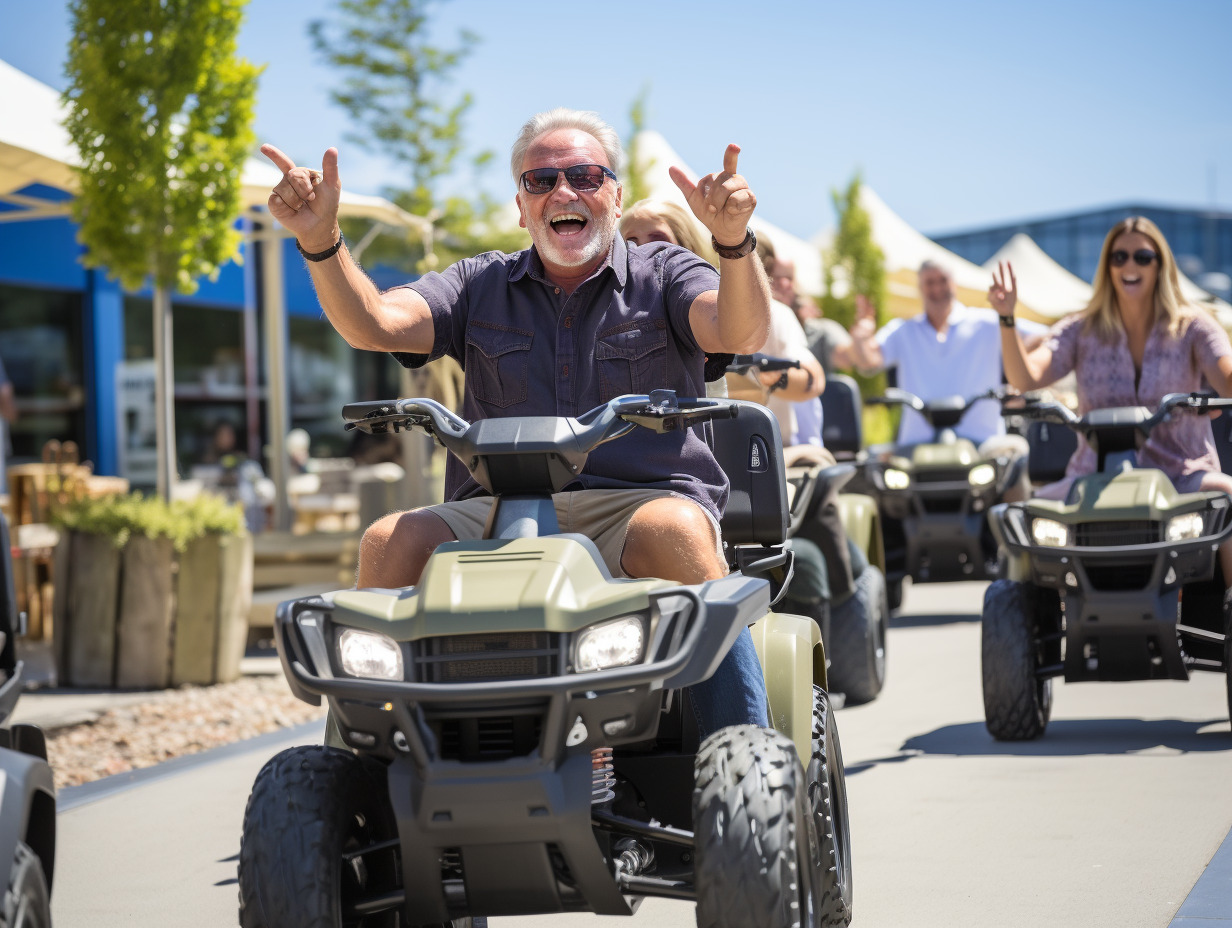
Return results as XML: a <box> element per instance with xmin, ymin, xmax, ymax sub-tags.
<box><xmin>52</xmin><ymin>492</ymin><xmax>246</xmax><ymax>549</ymax></box>
<box><xmin>53</xmin><ymin>493</ymin><xmax>251</xmax><ymax>689</ymax></box>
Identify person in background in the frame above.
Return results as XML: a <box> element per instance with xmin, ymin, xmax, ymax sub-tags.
<box><xmin>848</xmin><ymin>259</ymin><xmax>1044</xmax><ymax>500</ymax></box>
<box><xmin>0</xmin><ymin>357</ymin><xmax>16</xmax><ymax>489</ymax></box>
<box><xmin>993</xmin><ymin>216</ymin><xmax>1232</xmax><ymax>585</ymax></box>
<box><xmin>760</xmin><ymin>240</ymin><xmax>859</xmax><ymax>376</ymax></box>
<box><xmin>286</xmin><ymin>428</ymin><xmax>311</xmax><ymax>475</ymax></box>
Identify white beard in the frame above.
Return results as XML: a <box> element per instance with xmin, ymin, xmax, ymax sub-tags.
<box><xmin>533</xmin><ymin>205</ymin><xmax>619</xmax><ymax>269</ymax></box>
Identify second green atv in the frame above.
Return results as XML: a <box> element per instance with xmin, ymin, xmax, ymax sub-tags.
<box><xmin>983</xmin><ymin>392</ymin><xmax>1232</xmax><ymax>740</ymax></box>
<box><xmin>239</xmin><ymin>392</ymin><xmax>853</xmax><ymax>927</ymax></box>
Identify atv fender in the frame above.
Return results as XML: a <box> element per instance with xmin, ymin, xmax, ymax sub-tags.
<box><xmin>0</xmin><ymin>747</ymin><xmax>55</xmax><ymax>893</ymax></box>
<box><xmin>749</xmin><ymin>611</ymin><xmax>827</xmax><ymax>764</ymax></box>
<box><xmin>838</xmin><ymin>492</ymin><xmax>885</xmax><ymax>573</ymax></box>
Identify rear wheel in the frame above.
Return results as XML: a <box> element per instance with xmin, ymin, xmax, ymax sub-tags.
<box><xmin>885</xmin><ymin>577</ymin><xmax>903</xmax><ymax>613</ymax></box>
<box><xmin>693</xmin><ymin>726</ymin><xmax>825</xmax><ymax>928</ymax></box>
<box><xmin>981</xmin><ymin>580</ymin><xmax>1052</xmax><ymax>740</ymax></box>
<box><xmin>807</xmin><ymin>688</ymin><xmax>853</xmax><ymax>926</ymax></box>
<box><xmin>826</xmin><ymin>566</ymin><xmax>888</xmax><ymax>705</ymax></box>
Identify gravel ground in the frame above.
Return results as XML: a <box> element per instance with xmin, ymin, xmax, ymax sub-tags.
<box><xmin>45</xmin><ymin>675</ymin><xmax>327</xmax><ymax>790</ymax></box>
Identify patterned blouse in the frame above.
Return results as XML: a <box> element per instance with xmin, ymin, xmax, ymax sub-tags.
<box><xmin>1035</xmin><ymin>309</ymin><xmax>1232</xmax><ymax>499</ymax></box>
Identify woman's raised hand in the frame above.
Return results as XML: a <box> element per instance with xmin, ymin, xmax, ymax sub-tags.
<box><xmin>988</xmin><ymin>261</ymin><xmax>1018</xmax><ymax>318</ymax></box>
<box><xmin>260</xmin><ymin>144</ymin><xmax>341</xmax><ymax>251</ymax></box>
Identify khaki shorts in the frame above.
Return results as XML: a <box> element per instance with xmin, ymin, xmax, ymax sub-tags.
<box><xmin>425</xmin><ymin>489</ymin><xmax>724</xmax><ymax>579</ymax></box>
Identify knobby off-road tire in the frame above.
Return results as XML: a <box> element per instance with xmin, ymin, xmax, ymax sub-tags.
<box><xmin>239</xmin><ymin>745</ymin><xmax>476</xmax><ymax>928</ymax></box>
<box><xmin>981</xmin><ymin>579</ymin><xmax>1052</xmax><ymax>741</ymax></box>
<box><xmin>826</xmin><ymin>566</ymin><xmax>888</xmax><ymax>706</ymax></box>
<box><xmin>4</xmin><ymin>842</ymin><xmax>50</xmax><ymax>928</ymax></box>
<box><xmin>807</xmin><ymin>687</ymin><xmax>853</xmax><ymax>927</ymax></box>
<box><xmin>693</xmin><ymin>726</ymin><xmax>827</xmax><ymax>928</ymax></box>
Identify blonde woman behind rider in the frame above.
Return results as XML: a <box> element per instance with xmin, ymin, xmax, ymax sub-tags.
<box><xmin>991</xmin><ymin>215</ymin><xmax>1232</xmax><ymax>584</ymax></box>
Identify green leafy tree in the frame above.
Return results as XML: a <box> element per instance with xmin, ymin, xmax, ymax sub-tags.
<box><xmin>310</xmin><ymin>0</ymin><xmax>525</xmax><ymax>271</ymax></box>
<box><xmin>820</xmin><ymin>174</ymin><xmax>895</xmax><ymax>442</ymax></box>
<box><xmin>63</xmin><ymin>0</ymin><xmax>261</xmax><ymax>498</ymax></box>
<box><xmin>622</xmin><ymin>87</ymin><xmax>654</xmax><ymax>209</ymax></box>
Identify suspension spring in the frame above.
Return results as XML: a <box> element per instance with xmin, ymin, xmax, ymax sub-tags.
<box><xmin>591</xmin><ymin>747</ymin><xmax>615</xmax><ymax>805</ymax></box>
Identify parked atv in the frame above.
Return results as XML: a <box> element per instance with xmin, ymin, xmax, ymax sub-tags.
<box><xmin>864</xmin><ymin>387</ymin><xmax>1024</xmax><ymax>608</ymax></box>
<box><xmin>239</xmin><ymin>392</ymin><xmax>852</xmax><ymax>927</ymax></box>
<box><xmin>0</xmin><ymin>514</ymin><xmax>57</xmax><ymax>926</ymax></box>
<box><xmin>982</xmin><ymin>392</ymin><xmax>1232</xmax><ymax>740</ymax></box>
<box><xmin>723</xmin><ymin>357</ymin><xmax>889</xmax><ymax>705</ymax></box>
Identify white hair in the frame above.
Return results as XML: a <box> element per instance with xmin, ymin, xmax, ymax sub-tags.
<box><xmin>509</xmin><ymin>108</ymin><xmax>624</xmax><ymax>182</ymax></box>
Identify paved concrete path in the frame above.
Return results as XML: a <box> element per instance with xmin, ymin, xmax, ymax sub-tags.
<box><xmin>51</xmin><ymin>580</ymin><xmax>1232</xmax><ymax>927</ymax></box>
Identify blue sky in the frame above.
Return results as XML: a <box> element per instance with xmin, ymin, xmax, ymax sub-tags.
<box><xmin>3</xmin><ymin>0</ymin><xmax>1231</xmax><ymax>240</ymax></box>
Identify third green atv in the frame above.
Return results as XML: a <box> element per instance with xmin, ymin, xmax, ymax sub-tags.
<box><xmin>982</xmin><ymin>392</ymin><xmax>1232</xmax><ymax>740</ymax></box>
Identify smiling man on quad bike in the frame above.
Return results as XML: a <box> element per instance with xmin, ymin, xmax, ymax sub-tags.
<box><xmin>259</xmin><ymin>108</ymin><xmax>774</xmax><ymax>737</ymax></box>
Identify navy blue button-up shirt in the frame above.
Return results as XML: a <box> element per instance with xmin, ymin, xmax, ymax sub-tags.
<box><xmin>393</xmin><ymin>235</ymin><xmax>729</xmax><ymax>520</ymax></box>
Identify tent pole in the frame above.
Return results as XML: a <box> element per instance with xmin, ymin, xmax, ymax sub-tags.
<box><xmin>260</xmin><ymin>228</ymin><xmax>292</xmax><ymax>531</ymax></box>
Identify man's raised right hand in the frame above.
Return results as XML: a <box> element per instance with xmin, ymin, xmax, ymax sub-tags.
<box><xmin>260</xmin><ymin>144</ymin><xmax>341</xmax><ymax>252</ymax></box>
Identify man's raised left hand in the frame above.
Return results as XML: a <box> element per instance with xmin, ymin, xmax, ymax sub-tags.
<box><xmin>669</xmin><ymin>144</ymin><xmax>756</xmax><ymax>248</ymax></box>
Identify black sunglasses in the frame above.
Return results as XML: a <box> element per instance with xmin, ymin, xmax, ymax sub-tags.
<box><xmin>520</xmin><ymin>163</ymin><xmax>617</xmax><ymax>195</ymax></box>
<box><xmin>1109</xmin><ymin>249</ymin><xmax>1158</xmax><ymax>268</ymax></box>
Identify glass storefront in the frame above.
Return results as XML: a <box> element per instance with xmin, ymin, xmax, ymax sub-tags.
<box><xmin>0</xmin><ymin>283</ymin><xmax>86</xmax><ymax>465</ymax></box>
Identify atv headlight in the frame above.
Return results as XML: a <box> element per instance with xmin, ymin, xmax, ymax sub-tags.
<box><xmin>1031</xmin><ymin>518</ymin><xmax>1069</xmax><ymax>547</ymax></box>
<box><xmin>575</xmin><ymin>616</ymin><xmax>644</xmax><ymax>673</ymax></box>
<box><xmin>883</xmin><ymin>468</ymin><xmax>910</xmax><ymax>490</ymax></box>
<box><xmin>968</xmin><ymin>463</ymin><xmax>997</xmax><ymax>488</ymax></box>
<box><xmin>338</xmin><ymin>628</ymin><xmax>404</xmax><ymax>680</ymax></box>
<box><xmin>1166</xmin><ymin>512</ymin><xmax>1204</xmax><ymax>542</ymax></box>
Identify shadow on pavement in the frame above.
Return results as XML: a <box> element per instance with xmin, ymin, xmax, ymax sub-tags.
<box><xmin>889</xmin><ymin>612</ymin><xmax>980</xmax><ymax>629</ymax></box>
<box><xmin>845</xmin><ymin>717</ymin><xmax>1231</xmax><ymax>775</ymax></box>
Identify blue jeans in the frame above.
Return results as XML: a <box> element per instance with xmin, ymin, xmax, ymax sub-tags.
<box><xmin>688</xmin><ymin>627</ymin><xmax>769</xmax><ymax>737</ymax></box>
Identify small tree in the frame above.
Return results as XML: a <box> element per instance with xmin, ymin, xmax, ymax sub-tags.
<box><xmin>63</xmin><ymin>0</ymin><xmax>260</xmax><ymax>497</ymax></box>
<box><xmin>622</xmin><ymin>87</ymin><xmax>654</xmax><ymax>209</ymax></box>
<box><xmin>310</xmin><ymin>0</ymin><xmax>524</xmax><ymax>271</ymax></box>
<box><xmin>820</xmin><ymin>174</ymin><xmax>894</xmax><ymax>442</ymax></box>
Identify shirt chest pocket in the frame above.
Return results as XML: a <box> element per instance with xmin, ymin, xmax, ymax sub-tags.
<box><xmin>465</xmin><ymin>325</ymin><xmax>533</xmax><ymax>408</ymax></box>
<box><xmin>596</xmin><ymin>325</ymin><xmax>669</xmax><ymax>399</ymax></box>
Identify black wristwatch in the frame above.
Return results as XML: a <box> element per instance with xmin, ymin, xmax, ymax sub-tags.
<box><xmin>998</xmin><ymin>313</ymin><xmax>1016</xmax><ymax>329</ymax></box>
<box><xmin>712</xmin><ymin>228</ymin><xmax>757</xmax><ymax>260</ymax></box>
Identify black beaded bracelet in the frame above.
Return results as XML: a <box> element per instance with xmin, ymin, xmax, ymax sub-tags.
<box><xmin>296</xmin><ymin>232</ymin><xmax>344</xmax><ymax>262</ymax></box>
<box><xmin>998</xmin><ymin>313</ymin><xmax>1016</xmax><ymax>328</ymax></box>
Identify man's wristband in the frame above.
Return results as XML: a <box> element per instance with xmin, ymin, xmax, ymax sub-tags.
<box><xmin>999</xmin><ymin>313</ymin><xmax>1016</xmax><ymax>329</ymax></box>
<box><xmin>296</xmin><ymin>232</ymin><xmax>344</xmax><ymax>262</ymax></box>
<box><xmin>712</xmin><ymin>228</ymin><xmax>757</xmax><ymax>260</ymax></box>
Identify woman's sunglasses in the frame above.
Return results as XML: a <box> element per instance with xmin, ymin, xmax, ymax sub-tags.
<box><xmin>1109</xmin><ymin>249</ymin><xmax>1158</xmax><ymax>268</ymax></box>
<box><xmin>520</xmin><ymin>163</ymin><xmax>617</xmax><ymax>195</ymax></box>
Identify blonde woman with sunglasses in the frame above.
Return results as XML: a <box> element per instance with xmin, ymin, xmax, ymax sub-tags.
<box><xmin>991</xmin><ymin>216</ymin><xmax>1232</xmax><ymax>575</ymax></box>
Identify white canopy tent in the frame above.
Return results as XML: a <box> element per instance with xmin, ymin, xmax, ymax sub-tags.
<box><xmin>982</xmin><ymin>233</ymin><xmax>1092</xmax><ymax>319</ymax></box>
<box><xmin>0</xmin><ymin>57</ymin><xmax>431</xmax><ymax>526</ymax></box>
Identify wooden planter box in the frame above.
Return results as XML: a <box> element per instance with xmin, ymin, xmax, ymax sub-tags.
<box><xmin>52</xmin><ymin>531</ymin><xmax>253</xmax><ymax>689</ymax></box>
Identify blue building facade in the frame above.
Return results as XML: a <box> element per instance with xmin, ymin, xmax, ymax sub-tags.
<box><xmin>0</xmin><ymin>202</ymin><xmax>410</xmax><ymax>481</ymax></box>
<box><xmin>931</xmin><ymin>204</ymin><xmax>1232</xmax><ymax>301</ymax></box>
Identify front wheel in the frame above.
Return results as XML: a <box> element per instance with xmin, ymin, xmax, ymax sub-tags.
<box><xmin>694</xmin><ymin>726</ymin><xmax>831</xmax><ymax>928</ymax></box>
<box><xmin>981</xmin><ymin>580</ymin><xmax>1052</xmax><ymax>740</ymax></box>
<box><xmin>826</xmin><ymin>567</ymin><xmax>888</xmax><ymax>705</ymax></box>
<box><xmin>4</xmin><ymin>842</ymin><xmax>50</xmax><ymax>928</ymax></box>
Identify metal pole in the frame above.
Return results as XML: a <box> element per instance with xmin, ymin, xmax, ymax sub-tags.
<box><xmin>260</xmin><ymin>228</ymin><xmax>292</xmax><ymax>531</ymax></box>
<box><xmin>152</xmin><ymin>283</ymin><xmax>176</xmax><ymax>500</ymax></box>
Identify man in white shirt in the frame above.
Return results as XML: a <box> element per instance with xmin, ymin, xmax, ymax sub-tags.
<box><xmin>849</xmin><ymin>260</ymin><xmax>1042</xmax><ymax>497</ymax></box>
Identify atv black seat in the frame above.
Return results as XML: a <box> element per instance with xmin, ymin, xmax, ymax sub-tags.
<box><xmin>1212</xmin><ymin>404</ymin><xmax>1232</xmax><ymax>477</ymax></box>
<box><xmin>820</xmin><ymin>373</ymin><xmax>864</xmax><ymax>460</ymax></box>
<box><xmin>1026</xmin><ymin>419</ymin><xmax>1078</xmax><ymax>485</ymax></box>
<box><xmin>710</xmin><ymin>402</ymin><xmax>788</xmax><ymax>546</ymax></box>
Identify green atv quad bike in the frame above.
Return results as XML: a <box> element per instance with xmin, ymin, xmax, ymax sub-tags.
<box><xmin>863</xmin><ymin>387</ymin><xmax>1023</xmax><ymax>610</ymax></box>
<box><xmin>725</xmin><ymin>360</ymin><xmax>889</xmax><ymax>706</ymax></box>
<box><xmin>982</xmin><ymin>392</ymin><xmax>1232</xmax><ymax>740</ymax></box>
<box><xmin>238</xmin><ymin>391</ymin><xmax>853</xmax><ymax>927</ymax></box>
